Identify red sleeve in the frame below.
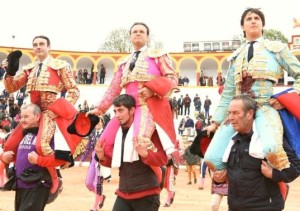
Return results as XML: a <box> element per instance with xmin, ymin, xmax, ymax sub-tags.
<box><xmin>99</xmin><ymin>155</ymin><xmax>112</xmax><ymax>168</ymax></box>
<box><xmin>143</xmin><ymin>76</ymin><xmax>178</xmax><ymax>97</ymax></box>
<box><xmin>37</xmin><ymin>155</ymin><xmax>67</xmax><ymax>167</ymax></box>
<box><xmin>141</xmin><ymin>130</ymin><xmax>168</xmax><ymax>167</ymax></box>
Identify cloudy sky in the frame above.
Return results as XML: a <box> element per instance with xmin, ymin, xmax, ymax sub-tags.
<box><xmin>1</xmin><ymin>0</ymin><xmax>300</xmax><ymax>53</ymax></box>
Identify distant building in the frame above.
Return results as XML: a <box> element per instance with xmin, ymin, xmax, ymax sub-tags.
<box><xmin>183</xmin><ymin>40</ymin><xmax>241</xmax><ymax>52</ymax></box>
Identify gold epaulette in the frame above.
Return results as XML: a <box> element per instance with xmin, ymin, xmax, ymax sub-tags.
<box><xmin>23</xmin><ymin>62</ymin><xmax>35</xmax><ymax>70</ymax></box>
<box><xmin>227</xmin><ymin>43</ymin><xmax>246</xmax><ymax>62</ymax></box>
<box><xmin>264</xmin><ymin>39</ymin><xmax>286</xmax><ymax>53</ymax></box>
<box><xmin>49</xmin><ymin>59</ymin><xmax>68</xmax><ymax>70</ymax></box>
<box><xmin>147</xmin><ymin>48</ymin><xmax>167</xmax><ymax>58</ymax></box>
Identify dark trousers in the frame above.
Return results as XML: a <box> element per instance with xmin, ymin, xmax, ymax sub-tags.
<box><xmin>100</xmin><ymin>76</ymin><xmax>105</xmax><ymax>84</ymax></box>
<box><xmin>15</xmin><ymin>186</ymin><xmax>50</xmax><ymax>211</ymax></box>
<box><xmin>112</xmin><ymin>194</ymin><xmax>160</xmax><ymax>211</ymax></box>
<box><xmin>184</xmin><ymin>106</ymin><xmax>190</xmax><ymax>115</ymax></box>
<box><xmin>204</xmin><ymin>107</ymin><xmax>210</xmax><ymax>119</ymax></box>
<box><xmin>178</xmin><ymin>105</ymin><xmax>183</xmax><ymax>115</ymax></box>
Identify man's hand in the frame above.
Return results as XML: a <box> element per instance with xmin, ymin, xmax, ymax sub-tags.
<box><xmin>28</xmin><ymin>151</ymin><xmax>38</xmax><ymax>165</ymax></box>
<box><xmin>1</xmin><ymin>151</ymin><xmax>14</xmax><ymax>164</ymax></box>
<box><xmin>86</xmin><ymin>107</ymin><xmax>102</xmax><ymax>117</ymax></box>
<box><xmin>134</xmin><ymin>137</ymin><xmax>149</xmax><ymax>158</ymax></box>
<box><xmin>213</xmin><ymin>169</ymin><xmax>228</xmax><ymax>183</ymax></box>
<box><xmin>204</xmin><ymin>122</ymin><xmax>219</xmax><ymax>137</ymax></box>
<box><xmin>138</xmin><ymin>87</ymin><xmax>154</xmax><ymax>100</ymax></box>
<box><xmin>95</xmin><ymin>141</ymin><xmax>105</xmax><ymax>161</ymax></box>
<box><xmin>261</xmin><ymin>160</ymin><xmax>273</xmax><ymax>179</ymax></box>
<box><xmin>269</xmin><ymin>98</ymin><xmax>284</xmax><ymax>110</ymax></box>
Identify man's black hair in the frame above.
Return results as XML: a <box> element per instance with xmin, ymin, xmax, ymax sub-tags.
<box><xmin>113</xmin><ymin>94</ymin><xmax>136</xmax><ymax>110</ymax></box>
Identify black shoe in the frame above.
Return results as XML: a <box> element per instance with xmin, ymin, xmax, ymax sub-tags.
<box><xmin>47</xmin><ymin>178</ymin><xmax>63</xmax><ymax>204</ymax></box>
<box><xmin>99</xmin><ymin>195</ymin><xmax>106</xmax><ymax>209</ymax></box>
<box><xmin>170</xmin><ymin>192</ymin><xmax>175</xmax><ymax>204</ymax></box>
<box><xmin>163</xmin><ymin>203</ymin><xmax>170</xmax><ymax>207</ymax></box>
<box><xmin>194</xmin><ymin>179</ymin><xmax>197</xmax><ymax>184</ymax></box>
<box><xmin>187</xmin><ymin>182</ymin><xmax>192</xmax><ymax>185</ymax></box>
<box><xmin>104</xmin><ymin>175</ymin><xmax>111</xmax><ymax>181</ymax></box>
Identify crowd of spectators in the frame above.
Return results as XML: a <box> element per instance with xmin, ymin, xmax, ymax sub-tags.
<box><xmin>76</xmin><ymin>64</ymin><xmax>107</xmax><ymax>85</ymax></box>
<box><xmin>0</xmin><ymin>87</ymin><xmax>27</xmax><ymax>135</ymax></box>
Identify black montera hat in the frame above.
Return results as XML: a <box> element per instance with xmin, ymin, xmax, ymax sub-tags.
<box><xmin>7</xmin><ymin>50</ymin><xmax>22</xmax><ymax>76</ymax></box>
<box><xmin>67</xmin><ymin>112</ymin><xmax>100</xmax><ymax>137</ymax></box>
<box><xmin>189</xmin><ymin>130</ymin><xmax>214</xmax><ymax>158</ymax></box>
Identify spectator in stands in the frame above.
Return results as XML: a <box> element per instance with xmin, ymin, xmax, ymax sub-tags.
<box><xmin>0</xmin><ymin>126</ymin><xmax>9</xmax><ymax>189</ymax></box>
<box><xmin>2</xmin><ymin>89</ymin><xmax>9</xmax><ymax>99</ymax></box>
<box><xmin>9</xmin><ymin>103</ymin><xmax>20</xmax><ymax>128</ymax></box>
<box><xmin>207</xmin><ymin>76</ymin><xmax>213</xmax><ymax>86</ymax></box>
<box><xmin>177</xmin><ymin>95</ymin><xmax>184</xmax><ymax>116</ymax></box>
<box><xmin>89</xmin><ymin>71</ymin><xmax>94</xmax><ymax>84</ymax></box>
<box><xmin>170</xmin><ymin>96</ymin><xmax>178</xmax><ymax>119</ymax></box>
<box><xmin>204</xmin><ymin>95</ymin><xmax>212</xmax><ymax>120</ymax></box>
<box><xmin>16</xmin><ymin>90</ymin><xmax>25</xmax><ymax>107</ymax></box>
<box><xmin>183</xmin><ymin>94</ymin><xmax>191</xmax><ymax>115</ymax></box>
<box><xmin>178</xmin><ymin>117</ymin><xmax>186</xmax><ymax>136</ymax></box>
<box><xmin>0</xmin><ymin>99</ymin><xmax>8</xmax><ymax>112</ymax></box>
<box><xmin>83</xmin><ymin>69</ymin><xmax>88</xmax><ymax>84</ymax></box>
<box><xmin>193</xmin><ymin>94</ymin><xmax>201</xmax><ymax>113</ymax></box>
<box><xmin>83</xmin><ymin>99</ymin><xmax>90</xmax><ymax>112</ymax></box>
<box><xmin>0</xmin><ymin>61</ymin><xmax>6</xmax><ymax>80</ymax></box>
<box><xmin>8</xmin><ymin>93</ymin><xmax>15</xmax><ymax>108</ymax></box>
<box><xmin>0</xmin><ymin>109</ymin><xmax>5</xmax><ymax>121</ymax></box>
<box><xmin>77</xmin><ymin>69</ymin><xmax>83</xmax><ymax>84</ymax></box>
<box><xmin>1</xmin><ymin>116</ymin><xmax>11</xmax><ymax>130</ymax></box>
<box><xmin>199</xmin><ymin>73</ymin><xmax>206</xmax><ymax>86</ymax></box>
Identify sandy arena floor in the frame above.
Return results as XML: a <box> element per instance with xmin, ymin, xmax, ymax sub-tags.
<box><xmin>1</xmin><ymin>166</ymin><xmax>300</xmax><ymax>211</ymax></box>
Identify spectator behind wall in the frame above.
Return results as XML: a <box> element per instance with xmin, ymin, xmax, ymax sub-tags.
<box><xmin>178</xmin><ymin>76</ymin><xmax>183</xmax><ymax>86</ymax></box>
<box><xmin>207</xmin><ymin>76</ymin><xmax>213</xmax><ymax>86</ymax></box>
<box><xmin>99</xmin><ymin>64</ymin><xmax>106</xmax><ymax>84</ymax></box>
<box><xmin>182</xmin><ymin>76</ymin><xmax>190</xmax><ymax>86</ymax></box>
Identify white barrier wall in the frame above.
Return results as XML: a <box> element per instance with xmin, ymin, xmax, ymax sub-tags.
<box><xmin>0</xmin><ymin>82</ymin><xmax>292</xmax><ymax>135</ymax></box>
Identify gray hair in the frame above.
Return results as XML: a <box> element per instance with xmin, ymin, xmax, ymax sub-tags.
<box><xmin>21</xmin><ymin>103</ymin><xmax>41</xmax><ymax>115</ymax></box>
<box><xmin>232</xmin><ymin>94</ymin><xmax>257</xmax><ymax>114</ymax></box>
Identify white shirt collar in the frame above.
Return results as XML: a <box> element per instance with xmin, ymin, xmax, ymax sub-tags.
<box><xmin>132</xmin><ymin>46</ymin><xmax>147</xmax><ymax>53</ymax></box>
<box><xmin>38</xmin><ymin>56</ymin><xmax>50</xmax><ymax>66</ymax></box>
<box><xmin>246</xmin><ymin>37</ymin><xmax>263</xmax><ymax>45</ymax></box>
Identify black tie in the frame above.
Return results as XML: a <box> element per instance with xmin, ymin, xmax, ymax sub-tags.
<box><xmin>129</xmin><ymin>51</ymin><xmax>141</xmax><ymax>71</ymax></box>
<box><xmin>37</xmin><ymin>63</ymin><xmax>43</xmax><ymax>77</ymax></box>
<box><xmin>247</xmin><ymin>41</ymin><xmax>256</xmax><ymax>62</ymax></box>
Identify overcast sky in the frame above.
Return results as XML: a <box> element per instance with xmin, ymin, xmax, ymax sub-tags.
<box><xmin>1</xmin><ymin>0</ymin><xmax>300</xmax><ymax>53</ymax></box>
